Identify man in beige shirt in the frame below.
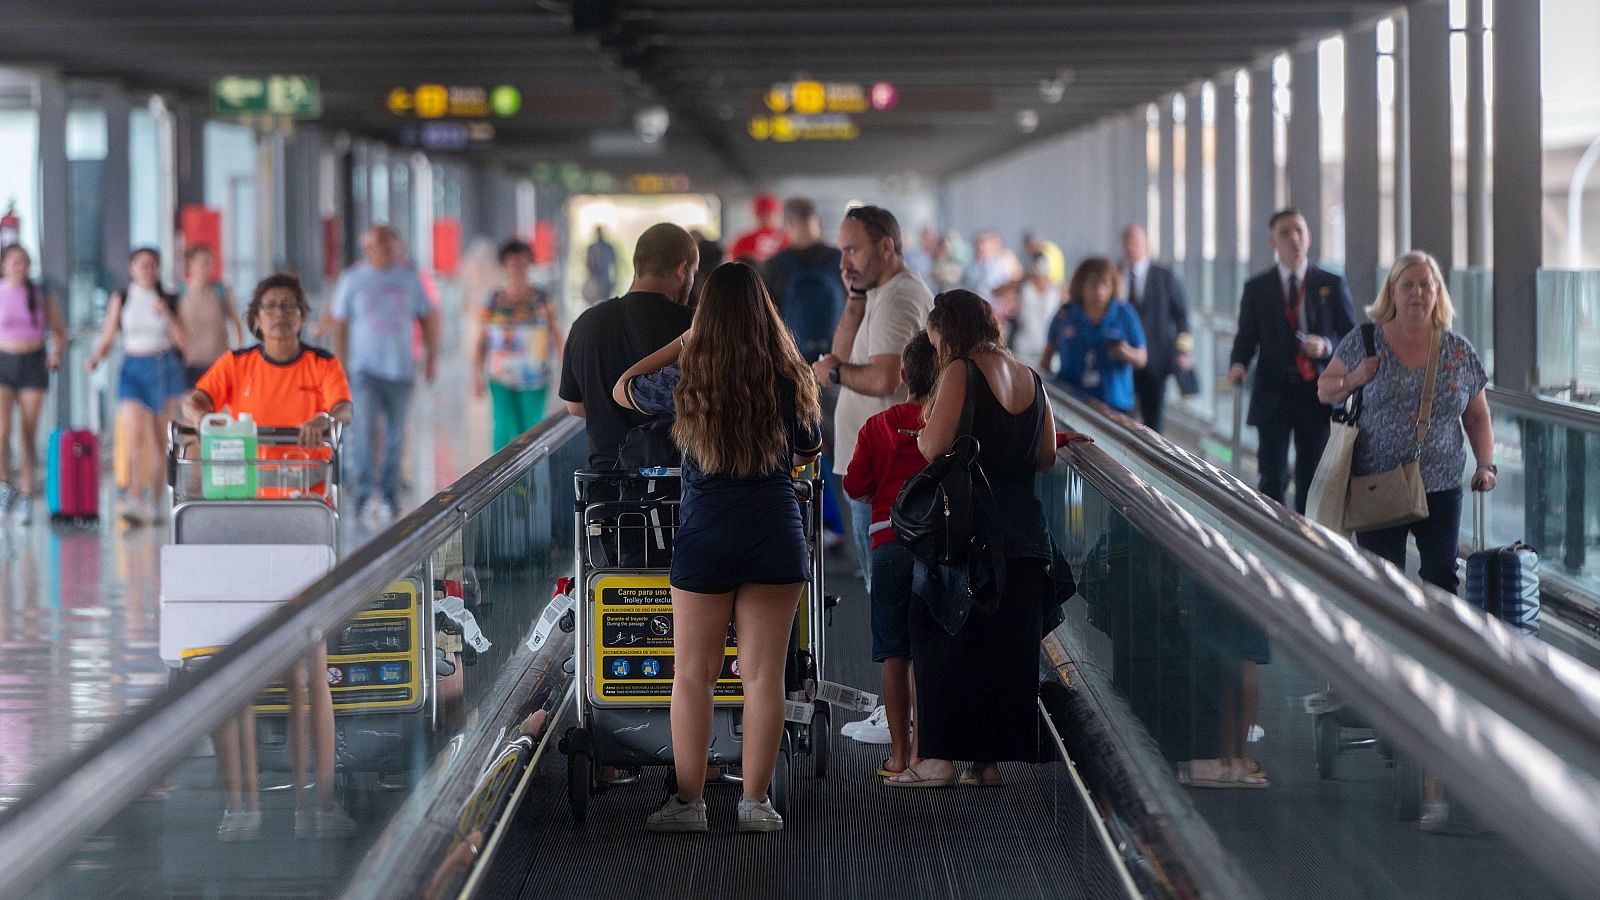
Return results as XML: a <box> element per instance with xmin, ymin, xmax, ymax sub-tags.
<box><xmin>811</xmin><ymin>205</ymin><xmax>933</xmax><ymax>588</ymax></box>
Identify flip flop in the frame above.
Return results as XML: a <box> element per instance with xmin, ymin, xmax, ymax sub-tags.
<box><xmin>958</xmin><ymin>770</ymin><xmax>1003</xmax><ymax>787</ymax></box>
<box><xmin>884</xmin><ymin>765</ymin><xmax>956</xmax><ymax>788</ymax></box>
<box><xmin>876</xmin><ymin>759</ymin><xmax>905</xmax><ymax>778</ymax></box>
<box><xmin>1176</xmin><ymin>760</ymin><xmax>1234</xmax><ymax>789</ymax></box>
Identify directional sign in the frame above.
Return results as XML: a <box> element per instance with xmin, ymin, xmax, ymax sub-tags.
<box><xmin>212</xmin><ymin>75</ymin><xmax>320</xmax><ymax>118</ymax></box>
<box><xmin>388</xmin><ymin>84</ymin><xmax>521</xmax><ymax>119</ymax></box>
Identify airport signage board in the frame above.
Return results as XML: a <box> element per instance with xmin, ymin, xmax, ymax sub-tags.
<box><xmin>212</xmin><ymin>75</ymin><xmax>321</xmax><ymax>118</ymax></box>
<box><xmin>398</xmin><ymin>121</ymin><xmax>496</xmax><ymax>152</ymax></box>
<box><xmin>388</xmin><ymin>84</ymin><xmax>521</xmax><ymax>119</ymax></box>
<box><xmin>748</xmin><ymin>114</ymin><xmax>859</xmax><ymax>142</ymax></box>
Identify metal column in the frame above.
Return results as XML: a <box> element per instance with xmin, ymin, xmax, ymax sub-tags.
<box><xmin>1407</xmin><ymin>0</ymin><xmax>1454</xmax><ymax>269</ymax></box>
<box><xmin>1492</xmin><ymin>0</ymin><xmax>1541</xmax><ymax>393</ymax></box>
<box><xmin>1287</xmin><ymin>45</ymin><xmax>1321</xmax><ymax>261</ymax></box>
<box><xmin>1465</xmin><ymin>0</ymin><xmax>1490</xmax><ymax>266</ymax></box>
<box><xmin>1214</xmin><ymin>72</ymin><xmax>1240</xmax><ymax>309</ymax></box>
<box><xmin>36</xmin><ymin>74</ymin><xmax>72</xmax><ymax>425</ymax></box>
<box><xmin>1392</xmin><ymin>10</ymin><xmax>1412</xmax><ymax>258</ymax></box>
<box><xmin>101</xmin><ymin>90</ymin><xmax>131</xmax><ymax>283</ymax></box>
<box><xmin>1185</xmin><ymin>84</ymin><xmax>1206</xmax><ymax>303</ymax></box>
<box><xmin>1158</xmin><ymin>98</ymin><xmax>1176</xmax><ymax>263</ymax></box>
<box><xmin>173</xmin><ymin>102</ymin><xmax>206</xmax><ymax>212</ymax></box>
<box><xmin>1128</xmin><ymin>110</ymin><xmax>1149</xmax><ymax>232</ymax></box>
<box><xmin>1345</xmin><ymin>25</ymin><xmax>1382</xmax><ymax>311</ymax></box>
<box><xmin>1248</xmin><ymin>64</ymin><xmax>1276</xmax><ymax>275</ymax></box>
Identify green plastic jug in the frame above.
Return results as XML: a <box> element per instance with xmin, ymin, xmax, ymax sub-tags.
<box><xmin>199</xmin><ymin>412</ymin><xmax>258</xmax><ymax>499</ymax></box>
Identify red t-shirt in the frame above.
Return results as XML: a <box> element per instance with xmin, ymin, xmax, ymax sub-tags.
<box><xmin>730</xmin><ymin>226</ymin><xmax>788</xmax><ymax>264</ymax></box>
<box><xmin>842</xmin><ymin>403</ymin><xmax>928</xmax><ymax>549</ymax></box>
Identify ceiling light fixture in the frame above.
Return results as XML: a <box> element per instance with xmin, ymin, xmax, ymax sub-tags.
<box><xmin>1017</xmin><ymin>109</ymin><xmax>1039</xmax><ymax>134</ymax></box>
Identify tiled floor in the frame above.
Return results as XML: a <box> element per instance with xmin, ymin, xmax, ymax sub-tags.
<box><xmin>0</xmin><ymin>351</ymin><xmax>497</xmax><ymax>811</ymax></box>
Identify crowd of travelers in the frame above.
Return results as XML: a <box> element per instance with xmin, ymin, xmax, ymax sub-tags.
<box><xmin>0</xmin><ymin>187</ymin><xmax>1496</xmax><ymax>838</ymax></box>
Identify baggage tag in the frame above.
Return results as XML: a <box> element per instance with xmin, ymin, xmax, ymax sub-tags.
<box><xmin>783</xmin><ymin>700</ymin><xmax>816</xmax><ymax>725</ymax></box>
<box><xmin>527</xmin><ymin>589</ymin><xmax>576</xmax><ymax>654</ymax></box>
<box><xmin>437</xmin><ymin>595</ymin><xmax>491</xmax><ymax>653</ymax></box>
<box><xmin>815</xmin><ymin>680</ymin><xmax>879</xmax><ymax>712</ymax></box>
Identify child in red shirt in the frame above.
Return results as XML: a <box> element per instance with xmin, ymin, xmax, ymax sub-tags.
<box><xmin>843</xmin><ymin>331</ymin><xmax>937</xmax><ymax>776</ymax></box>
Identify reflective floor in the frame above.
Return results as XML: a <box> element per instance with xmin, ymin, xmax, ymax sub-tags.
<box><xmin>0</xmin><ymin>346</ymin><xmax>496</xmax><ymax>814</ymax></box>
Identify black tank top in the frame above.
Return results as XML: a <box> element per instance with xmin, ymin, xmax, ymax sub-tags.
<box><xmin>967</xmin><ymin>361</ymin><xmax>1050</xmax><ymax>560</ymax></box>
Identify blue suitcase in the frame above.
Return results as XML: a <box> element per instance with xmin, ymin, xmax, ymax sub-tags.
<box><xmin>1465</xmin><ymin>492</ymin><xmax>1539</xmax><ymax>634</ymax></box>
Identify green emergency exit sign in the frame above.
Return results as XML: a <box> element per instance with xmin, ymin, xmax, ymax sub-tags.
<box><xmin>212</xmin><ymin>75</ymin><xmax>321</xmax><ymax>118</ymax></box>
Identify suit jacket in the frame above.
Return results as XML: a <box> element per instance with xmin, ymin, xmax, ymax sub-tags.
<box><xmin>1126</xmin><ymin>263</ymin><xmax>1190</xmax><ymax>379</ymax></box>
<box><xmin>1229</xmin><ymin>265</ymin><xmax>1357</xmax><ymax>425</ymax></box>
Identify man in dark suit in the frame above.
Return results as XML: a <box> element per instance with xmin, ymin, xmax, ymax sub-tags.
<box><xmin>1121</xmin><ymin>224</ymin><xmax>1192</xmax><ymax>433</ymax></box>
<box><xmin>1228</xmin><ymin>208</ymin><xmax>1357</xmax><ymax>513</ymax></box>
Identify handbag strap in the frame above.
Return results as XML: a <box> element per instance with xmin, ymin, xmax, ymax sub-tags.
<box><xmin>1412</xmin><ymin>327</ymin><xmax>1442</xmax><ymax>453</ymax></box>
<box><xmin>1341</xmin><ymin>323</ymin><xmax>1378</xmax><ymax>424</ymax></box>
<box><xmin>957</xmin><ymin>358</ymin><xmax>979</xmax><ymax>438</ymax></box>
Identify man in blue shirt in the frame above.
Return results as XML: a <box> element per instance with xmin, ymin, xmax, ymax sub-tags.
<box><xmin>332</xmin><ymin>224</ymin><xmax>438</xmax><ymax>522</ymax></box>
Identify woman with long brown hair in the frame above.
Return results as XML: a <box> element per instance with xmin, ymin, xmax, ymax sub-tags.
<box><xmin>614</xmin><ymin>261</ymin><xmax>822</xmax><ymax>833</ymax></box>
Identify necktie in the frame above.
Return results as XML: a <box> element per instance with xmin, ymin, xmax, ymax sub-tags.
<box><xmin>1127</xmin><ymin>269</ymin><xmax>1139</xmax><ymax>306</ymax></box>
<box><xmin>1285</xmin><ymin>274</ymin><xmax>1317</xmax><ymax>381</ymax></box>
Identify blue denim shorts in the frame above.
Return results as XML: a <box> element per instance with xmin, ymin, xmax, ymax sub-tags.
<box><xmin>117</xmin><ymin>351</ymin><xmax>186</xmax><ymax>413</ymax></box>
<box><xmin>870</xmin><ymin>540</ymin><xmax>915</xmax><ymax>661</ymax></box>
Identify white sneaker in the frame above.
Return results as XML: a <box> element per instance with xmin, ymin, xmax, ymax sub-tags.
<box><xmin>0</xmin><ymin>482</ymin><xmax>15</xmax><ymax>516</ymax></box>
<box><xmin>736</xmin><ymin>796</ymin><xmax>783</xmax><ymax>833</ymax></box>
<box><xmin>644</xmin><ymin>794</ymin><xmax>708</xmax><ymax>833</ymax></box>
<box><xmin>13</xmin><ymin>494</ymin><xmax>32</xmax><ymax>525</ymax></box>
<box><xmin>1247</xmin><ymin>724</ymin><xmax>1265</xmax><ymax>743</ymax></box>
<box><xmin>839</xmin><ymin>705</ymin><xmax>878</xmax><ymax>738</ymax></box>
<box><xmin>848</xmin><ymin>705</ymin><xmax>891</xmax><ymax>745</ymax></box>
<box><xmin>217</xmin><ymin>808</ymin><xmax>261</xmax><ymax>842</ymax></box>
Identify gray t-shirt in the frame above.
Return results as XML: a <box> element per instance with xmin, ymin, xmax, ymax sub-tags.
<box><xmin>1334</xmin><ymin>326</ymin><xmax>1487</xmax><ymax>492</ymax></box>
<box><xmin>832</xmin><ymin>270</ymin><xmax>934</xmax><ymax>475</ymax></box>
<box><xmin>330</xmin><ymin>262</ymin><xmax>432</xmax><ymax>381</ymax></box>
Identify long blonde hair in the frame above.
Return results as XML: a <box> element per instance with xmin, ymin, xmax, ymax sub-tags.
<box><xmin>672</xmin><ymin>262</ymin><xmax>821</xmax><ymax>477</ymax></box>
<box><xmin>1368</xmin><ymin>250</ymin><xmax>1455</xmax><ymax>328</ymax></box>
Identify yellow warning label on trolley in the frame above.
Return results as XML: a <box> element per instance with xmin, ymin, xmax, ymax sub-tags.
<box><xmin>591</xmin><ymin>574</ymin><xmax>742</xmax><ymax>703</ymax></box>
<box><xmin>254</xmin><ymin>579</ymin><xmax>423</xmax><ymax>713</ymax></box>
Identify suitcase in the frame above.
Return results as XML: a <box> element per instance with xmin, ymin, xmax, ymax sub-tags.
<box><xmin>1465</xmin><ymin>491</ymin><xmax>1539</xmax><ymax>634</ymax></box>
<box><xmin>46</xmin><ymin>428</ymin><xmax>100</xmax><ymax>524</ymax></box>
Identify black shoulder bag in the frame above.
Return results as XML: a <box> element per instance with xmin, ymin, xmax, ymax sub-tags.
<box><xmin>891</xmin><ymin>359</ymin><xmax>1008</xmax><ymax>634</ymax></box>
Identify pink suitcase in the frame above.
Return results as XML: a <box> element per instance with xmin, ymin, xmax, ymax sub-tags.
<box><xmin>47</xmin><ymin>428</ymin><xmax>100</xmax><ymax>523</ymax></box>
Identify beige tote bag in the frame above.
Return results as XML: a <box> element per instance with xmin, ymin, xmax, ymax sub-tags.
<box><xmin>1343</xmin><ymin>327</ymin><xmax>1440</xmax><ymax>533</ymax></box>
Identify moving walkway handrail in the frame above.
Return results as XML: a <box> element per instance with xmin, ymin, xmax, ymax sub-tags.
<box><xmin>1488</xmin><ymin>384</ymin><xmax>1600</xmax><ymax>436</ymax></box>
<box><xmin>1048</xmin><ymin>383</ymin><xmax>1600</xmax><ymax>752</ymax></box>
<box><xmin>0</xmin><ymin>412</ymin><xmax>585</xmax><ymax>899</ymax></box>
<box><xmin>1052</xmin><ymin>422</ymin><xmax>1600</xmax><ymax>898</ymax></box>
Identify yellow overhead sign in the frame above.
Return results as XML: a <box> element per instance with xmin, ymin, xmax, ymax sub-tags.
<box><xmin>749</xmin><ymin>114</ymin><xmax>860</xmax><ymax>142</ymax></box>
<box><xmin>765</xmin><ymin>80</ymin><xmax>869</xmax><ymax>115</ymax></box>
<box><xmin>388</xmin><ymin>84</ymin><xmax>518</xmax><ymax>119</ymax></box>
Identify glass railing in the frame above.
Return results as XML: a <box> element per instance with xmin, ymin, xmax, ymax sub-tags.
<box><xmin>1045</xmin><ymin>385</ymin><xmax>1600</xmax><ymax>899</ymax></box>
<box><xmin>1536</xmin><ymin>269</ymin><xmax>1600</xmax><ymax>405</ymax></box>
<box><xmin>0</xmin><ymin>415</ymin><xmax>587</xmax><ymax>898</ymax></box>
<box><xmin>1450</xmin><ymin>266</ymin><xmax>1494</xmax><ymax>379</ymax></box>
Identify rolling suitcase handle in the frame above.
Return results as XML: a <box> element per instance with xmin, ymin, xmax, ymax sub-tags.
<box><xmin>1473</xmin><ymin>489</ymin><xmax>1486</xmax><ymax>555</ymax></box>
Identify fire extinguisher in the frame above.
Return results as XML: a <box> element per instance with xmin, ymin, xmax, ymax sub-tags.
<box><xmin>0</xmin><ymin>200</ymin><xmax>19</xmax><ymax>250</ymax></box>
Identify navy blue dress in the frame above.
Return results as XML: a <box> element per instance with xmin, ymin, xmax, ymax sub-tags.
<box><xmin>624</xmin><ymin>366</ymin><xmax>822</xmax><ymax>594</ymax></box>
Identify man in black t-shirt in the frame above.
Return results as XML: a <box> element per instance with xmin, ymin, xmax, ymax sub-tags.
<box><xmin>560</xmin><ymin>223</ymin><xmax>698</xmax><ymax>467</ymax></box>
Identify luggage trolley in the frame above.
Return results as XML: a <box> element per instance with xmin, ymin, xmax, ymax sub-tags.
<box><xmin>163</xmin><ymin>423</ymin><xmax>437</xmax><ymax>786</ymax></box>
<box><xmin>561</xmin><ymin>465</ymin><xmax>843</xmax><ymax>825</ymax></box>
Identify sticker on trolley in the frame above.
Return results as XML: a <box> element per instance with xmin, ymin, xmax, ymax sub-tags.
<box><xmin>590</xmin><ymin>574</ymin><xmax>742</xmax><ymax>703</ymax></box>
<box><xmin>527</xmin><ymin>580</ymin><xmax>576</xmax><ymax>654</ymax></box>
<box><xmin>436</xmin><ymin>595</ymin><xmax>491</xmax><ymax>653</ymax></box>
<box><xmin>815</xmin><ymin>680</ymin><xmax>879</xmax><ymax>712</ymax></box>
<box><xmin>783</xmin><ymin>700</ymin><xmax>816</xmax><ymax>725</ymax></box>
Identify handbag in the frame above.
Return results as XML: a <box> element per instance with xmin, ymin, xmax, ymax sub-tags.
<box><xmin>1342</xmin><ymin>324</ymin><xmax>1440</xmax><ymax>533</ymax></box>
<box><xmin>892</xmin><ymin>359</ymin><xmax>1009</xmax><ymax>634</ymax></box>
<box><xmin>1305</xmin><ymin>331</ymin><xmax>1367</xmax><ymax>530</ymax></box>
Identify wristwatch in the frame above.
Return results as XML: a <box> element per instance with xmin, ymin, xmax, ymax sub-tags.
<box><xmin>1476</xmin><ymin>463</ymin><xmax>1497</xmax><ymax>474</ymax></box>
<box><xmin>828</xmin><ymin>366</ymin><xmax>841</xmax><ymax>385</ymax></box>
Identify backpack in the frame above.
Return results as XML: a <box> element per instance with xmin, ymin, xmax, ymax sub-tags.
<box><xmin>781</xmin><ymin>253</ymin><xmax>844</xmax><ymax>359</ymax></box>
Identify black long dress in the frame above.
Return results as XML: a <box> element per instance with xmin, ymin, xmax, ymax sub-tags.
<box><xmin>911</xmin><ymin>364</ymin><xmax>1050</xmax><ymax>763</ymax></box>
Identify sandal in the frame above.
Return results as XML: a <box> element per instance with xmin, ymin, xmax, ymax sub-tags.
<box><xmin>884</xmin><ymin>762</ymin><xmax>956</xmax><ymax>788</ymax></box>
<box><xmin>958</xmin><ymin>768</ymin><xmax>1003</xmax><ymax>788</ymax></box>
<box><xmin>1176</xmin><ymin>759</ymin><xmax>1234</xmax><ymax>789</ymax></box>
<box><xmin>876</xmin><ymin>758</ymin><xmax>905</xmax><ymax>778</ymax></box>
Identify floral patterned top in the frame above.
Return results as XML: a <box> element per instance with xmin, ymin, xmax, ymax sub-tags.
<box><xmin>1333</xmin><ymin>326</ymin><xmax>1488</xmax><ymax>493</ymax></box>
